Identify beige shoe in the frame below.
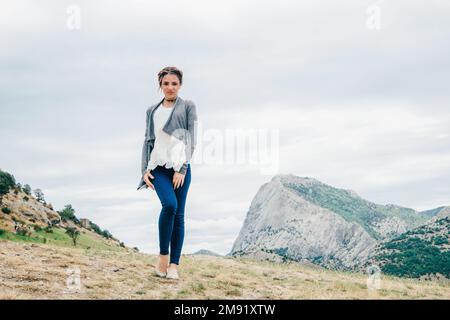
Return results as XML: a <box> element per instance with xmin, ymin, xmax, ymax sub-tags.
<box><xmin>154</xmin><ymin>265</ymin><xmax>167</xmax><ymax>278</ymax></box>
<box><xmin>166</xmin><ymin>268</ymin><xmax>179</xmax><ymax>279</ymax></box>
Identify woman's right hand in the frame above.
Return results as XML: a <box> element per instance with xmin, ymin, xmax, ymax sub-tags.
<box><xmin>143</xmin><ymin>170</ymin><xmax>155</xmax><ymax>190</ymax></box>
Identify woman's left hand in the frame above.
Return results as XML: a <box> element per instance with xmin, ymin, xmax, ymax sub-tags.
<box><xmin>173</xmin><ymin>171</ymin><xmax>185</xmax><ymax>189</ymax></box>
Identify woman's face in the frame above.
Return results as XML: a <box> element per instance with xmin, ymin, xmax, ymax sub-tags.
<box><xmin>160</xmin><ymin>74</ymin><xmax>181</xmax><ymax>100</ymax></box>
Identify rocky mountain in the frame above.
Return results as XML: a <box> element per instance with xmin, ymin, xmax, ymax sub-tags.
<box><xmin>228</xmin><ymin>174</ymin><xmax>447</xmax><ymax>272</ymax></box>
<box><xmin>190</xmin><ymin>249</ymin><xmax>223</xmax><ymax>257</ymax></box>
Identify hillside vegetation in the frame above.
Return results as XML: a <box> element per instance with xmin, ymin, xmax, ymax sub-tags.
<box><xmin>0</xmin><ymin>168</ymin><xmax>132</xmax><ymax>253</ymax></box>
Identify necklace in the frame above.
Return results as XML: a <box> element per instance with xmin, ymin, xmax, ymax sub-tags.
<box><xmin>163</xmin><ymin>96</ymin><xmax>176</xmax><ymax>108</ymax></box>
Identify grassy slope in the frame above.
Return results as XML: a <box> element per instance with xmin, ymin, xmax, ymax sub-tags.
<box><xmin>0</xmin><ymin>227</ymin><xmax>123</xmax><ymax>252</ymax></box>
<box><xmin>0</xmin><ymin>239</ymin><xmax>449</xmax><ymax>299</ymax></box>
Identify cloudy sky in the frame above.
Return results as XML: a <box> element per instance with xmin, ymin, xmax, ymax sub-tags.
<box><xmin>1</xmin><ymin>0</ymin><xmax>449</xmax><ymax>255</ymax></box>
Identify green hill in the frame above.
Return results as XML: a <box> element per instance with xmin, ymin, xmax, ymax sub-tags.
<box><xmin>283</xmin><ymin>177</ymin><xmax>439</xmax><ymax>240</ymax></box>
<box><xmin>0</xmin><ymin>168</ymin><xmax>133</xmax><ymax>253</ymax></box>
<box><xmin>366</xmin><ymin>216</ymin><xmax>450</xmax><ymax>278</ymax></box>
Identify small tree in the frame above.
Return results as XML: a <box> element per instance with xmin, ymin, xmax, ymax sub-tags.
<box><xmin>0</xmin><ymin>169</ymin><xmax>16</xmax><ymax>196</ymax></box>
<box><xmin>33</xmin><ymin>188</ymin><xmax>45</xmax><ymax>203</ymax></box>
<box><xmin>23</xmin><ymin>184</ymin><xmax>31</xmax><ymax>195</ymax></box>
<box><xmin>102</xmin><ymin>229</ymin><xmax>112</xmax><ymax>239</ymax></box>
<box><xmin>1</xmin><ymin>207</ymin><xmax>11</xmax><ymax>214</ymax></box>
<box><xmin>65</xmin><ymin>227</ymin><xmax>80</xmax><ymax>246</ymax></box>
<box><xmin>0</xmin><ymin>169</ymin><xmax>16</xmax><ymax>205</ymax></box>
<box><xmin>58</xmin><ymin>204</ymin><xmax>76</xmax><ymax>222</ymax></box>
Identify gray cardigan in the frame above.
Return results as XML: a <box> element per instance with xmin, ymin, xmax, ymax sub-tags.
<box><xmin>137</xmin><ymin>96</ymin><xmax>198</xmax><ymax>190</ymax></box>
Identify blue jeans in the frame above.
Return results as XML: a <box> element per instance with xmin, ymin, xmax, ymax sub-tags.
<box><xmin>150</xmin><ymin>163</ymin><xmax>191</xmax><ymax>265</ymax></box>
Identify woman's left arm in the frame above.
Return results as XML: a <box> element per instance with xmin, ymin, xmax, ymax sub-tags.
<box><xmin>173</xmin><ymin>101</ymin><xmax>198</xmax><ymax>188</ymax></box>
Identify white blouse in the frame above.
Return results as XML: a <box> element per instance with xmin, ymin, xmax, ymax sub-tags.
<box><xmin>146</xmin><ymin>105</ymin><xmax>187</xmax><ymax>172</ymax></box>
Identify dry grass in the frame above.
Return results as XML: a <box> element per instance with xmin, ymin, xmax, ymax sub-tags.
<box><xmin>0</xmin><ymin>240</ymin><xmax>449</xmax><ymax>299</ymax></box>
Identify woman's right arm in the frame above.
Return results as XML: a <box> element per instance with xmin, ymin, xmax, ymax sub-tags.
<box><xmin>140</xmin><ymin>109</ymin><xmax>151</xmax><ymax>176</ymax></box>
<box><xmin>141</xmin><ymin>108</ymin><xmax>155</xmax><ymax>190</ymax></box>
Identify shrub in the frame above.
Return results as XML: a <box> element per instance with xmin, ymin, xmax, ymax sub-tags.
<box><xmin>1</xmin><ymin>207</ymin><xmax>11</xmax><ymax>214</ymax></box>
<box><xmin>15</xmin><ymin>225</ymin><xmax>31</xmax><ymax>237</ymax></box>
<box><xmin>23</xmin><ymin>196</ymin><xmax>29</xmax><ymax>201</ymax></box>
<box><xmin>102</xmin><ymin>229</ymin><xmax>112</xmax><ymax>239</ymax></box>
<box><xmin>0</xmin><ymin>229</ymin><xmax>5</xmax><ymax>236</ymax></box>
<box><xmin>90</xmin><ymin>222</ymin><xmax>102</xmax><ymax>235</ymax></box>
<box><xmin>22</xmin><ymin>184</ymin><xmax>31</xmax><ymax>195</ymax></box>
<box><xmin>49</xmin><ymin>219</ymin><xmax>60</xmax><ymax>227</ymax></box>
<box><xmin>432</xmin><ymin>236</ymin><xmax>449</xmax><ymax>246</ymax></box>
<box><xmin>12</xmin><ymin>217</ymin><xmax>25</xmax><ymax>224</ymax></box>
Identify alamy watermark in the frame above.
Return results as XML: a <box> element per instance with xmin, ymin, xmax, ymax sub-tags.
<box><xmin>66</xmin><ymin>4</ymin><xmax>81</xmax><ymax>30</ymax></box>
<box><xmin>63</xmin><ymin>266</ymin><xmax>83</xmax><ymax>293</ymax></box>
<box><xmin>366</xmin><ymin>1</ymin><xmax>383</xmax><ymax>31</ymax></box>
<box><xmin>185</xmin><ymin>120</ymin><xmax>280</xmax><ymax>175</ymax></box>
<box><xmin>366</xmin><ymin>264</ymin><xmax>382</xmax><ymax>291</ymax></box>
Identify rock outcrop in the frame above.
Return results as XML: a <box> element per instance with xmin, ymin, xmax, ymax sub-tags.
<box><xmin>228</xmin><ymin>174</ymin><xmax>445</xmax><ymax>271</ymax></box>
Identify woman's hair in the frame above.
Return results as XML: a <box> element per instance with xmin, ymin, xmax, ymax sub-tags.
<box><xmin>157</xmin><ymin>66</ymin><xmax>183</xmax><ymax>88</ymax></box>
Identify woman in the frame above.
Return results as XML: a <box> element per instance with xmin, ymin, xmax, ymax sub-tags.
<box><xmin>137</xmin><ymin>66</ymin><xmax>198</xmax><ymax>280</ymax></box>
